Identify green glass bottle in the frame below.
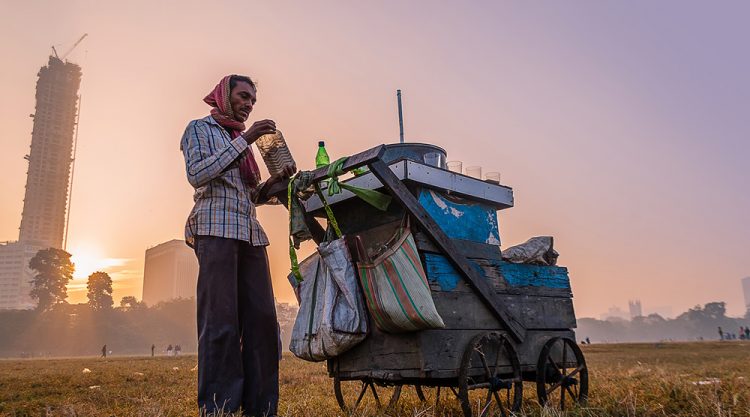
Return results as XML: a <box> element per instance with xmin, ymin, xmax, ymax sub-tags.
<box><xmin>315</xmin><ymin>140</ymin><xmax>330</xmax><ymax>168</ymax></box>
<box><xmin>315</xmin><ymin>141</ymin><xmax>330</xmax><ymax>188</ymax></box>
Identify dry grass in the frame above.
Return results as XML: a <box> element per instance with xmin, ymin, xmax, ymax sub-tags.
<box><xmin>0</xmin><ymin>342</ymin><xmax>749</xmax><ymax>416</ymax></box>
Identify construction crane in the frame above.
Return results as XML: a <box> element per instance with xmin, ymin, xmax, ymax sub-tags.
<box><xmin>51</xmin><ymin>33</ymin><xmax>88</xmax><ymax>61</ymax></box>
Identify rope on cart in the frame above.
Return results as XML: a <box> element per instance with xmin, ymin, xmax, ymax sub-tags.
<box><xmin>326</xmin><ymin>157</ymin><xmax>392</xmax><ymax>211</ymax></box>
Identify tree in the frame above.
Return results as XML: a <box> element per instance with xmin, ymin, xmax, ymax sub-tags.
<box><xmin>703</xmin><ymin>302</ymin><xmax>726</xmax><ymax>320</ymax></box>
<box><xmin>120</xmin><ymin>296</ymin><xmax>146</xmax><ymax>311</ymax></box>
<box><xmin>87</xmin><ymin>271</ymin><xmax>113</xmax><ymax>310</ymax></box>
<box><xmin>29</xmin><ymin>248</ymin><xmax>74</xmax><ymax>311</ymax></box>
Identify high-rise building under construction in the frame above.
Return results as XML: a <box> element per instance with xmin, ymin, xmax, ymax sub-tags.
<box><xmin>0</xmin><ymin>56</ymin><xmax>81</xmax><ymax>310</ymax></box>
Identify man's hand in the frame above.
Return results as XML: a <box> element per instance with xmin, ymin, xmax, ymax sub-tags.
<box><xmin>242</xmin><ymin>119</ymin><xmax>276</xmax><ymax>144</ymax></box>
<box><xmin>257</xmin><ymin>163</ymin><xmax>298</xmax><ymax>202</ymax></box>
<box><xmin>267</xmin><ymin>163</ymin><xmax>297</xmax><ymax>185</ymax></box>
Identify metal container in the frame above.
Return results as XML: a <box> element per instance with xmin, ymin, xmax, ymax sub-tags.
<box><xmin>382</xmin><ymin>143</ymin><xmax>447</xmax><ymax>167</ymax></box>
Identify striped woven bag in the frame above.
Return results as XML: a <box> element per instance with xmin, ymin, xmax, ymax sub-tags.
<box><xmin>355</xmin><ymin>222</ymin><xmax>445</xmax><ymax>333</ymax></box>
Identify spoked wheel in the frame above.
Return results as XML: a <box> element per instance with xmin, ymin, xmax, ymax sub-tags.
<box><xmin>536</xmin><ymin>337</ymin><xmax>589</xmax><ymax>410</ymax></box>
<box><xmin>333</xmin><ymin>374</ymin><xmax>402</xmax><ymax>413</ymax></box>
<box><xmin>457</xmin><ymin>332</ymin><xmax>523</xmax><ymax>417</ymax></box>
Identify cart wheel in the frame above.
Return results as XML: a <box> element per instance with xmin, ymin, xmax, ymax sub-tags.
<box><xmin>535</xmin><ymin>337</ymin><xmax>588</xmax><ymax>410</ymax></box>
<box><xmin>333</xmin><ymin>375</ymin><xmax>402</xmax><ymax>413</ymax></box>
<box><xmin>458</xmin><ymin>332</ymin><xmax>523</xmax><ymax>417</ymax></box>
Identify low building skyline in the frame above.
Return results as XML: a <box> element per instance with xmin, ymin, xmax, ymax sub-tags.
<box><xmin>141</xmin><ymin>239</ymin><xmax>198</xmax><ymax>307</ymax></box>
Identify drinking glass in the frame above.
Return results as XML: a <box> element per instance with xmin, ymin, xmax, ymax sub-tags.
<box><xmin>485</xmin><ymin>172</ymin><xmax>501</xmax><ymax>184</ymax></box>
<box><xmin>466</xmin><ymin>166</ymin><xmax>482</xmax><ymax>179</ymax></box>
<box><xmin>447</xmin><ymin>161</ymin><xmax>462</xmax><ymax>173</ymax></box>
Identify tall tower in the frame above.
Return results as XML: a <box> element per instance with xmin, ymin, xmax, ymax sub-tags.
<box><xmin>18</xmin><ymin>56</ymin><xmax>81</xmax><ymax>249</ymax></box>
<box><xmin>0</xmin><ymin>56</ymin><xmax>81</xmax><ymax>310</ymax></box>
<box><xmin>628</xmin><ymin>299</ymin><xmax>643</xmax><ymax>319</ymax></box>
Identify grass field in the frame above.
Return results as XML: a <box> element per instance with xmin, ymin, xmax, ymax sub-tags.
<box><xmin>0</xmin><ymin>342</ymin><xmax>748</xmax><ymax>417</ymax></box>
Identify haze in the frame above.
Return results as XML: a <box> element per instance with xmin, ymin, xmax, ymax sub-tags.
<box><xmin>1</xmin><ymin>1</ymin><xmax>748</xmax><ymax>318</ymax></box>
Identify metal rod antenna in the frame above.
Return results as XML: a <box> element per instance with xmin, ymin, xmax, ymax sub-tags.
<box><xmin>64</xmin><ymin>94</ymin><xmax>81</xmax><ymax>251</ymax></box>
<box><xmin>397</xmin><ymin>89</ymin><xmax>404</xmax><ymax>143</ymax></box>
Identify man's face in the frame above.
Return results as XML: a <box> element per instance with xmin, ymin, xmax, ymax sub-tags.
<box><xmin>230</xmin><ymin>81</ymin><xmax>256</xmax><ymax>122</ymax></box>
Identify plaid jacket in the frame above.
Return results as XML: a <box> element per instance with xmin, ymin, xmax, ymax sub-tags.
<box><xmin>181</xmin><ymin>115</ymin><xmax>269</xmax><ymax>247</ymax></box>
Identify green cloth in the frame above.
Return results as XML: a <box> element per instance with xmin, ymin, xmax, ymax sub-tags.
<box><xmin>326</xmin><ymin>157</ymin><xmax>392</xmax><ymax>211</ymax></box>
<box><xmin>287</xmin><ymin>156</ymin><xmax>391</xmax><ymax>283</ymax></box>
<box><xmin>288</xmin><ymin>174</ymin><xmax>303</xmax><ymax>284</ymax></box>
<box><xmin>288</xmin><ymin>173</ymin><xmax>343</xmax><ymax>284</ymax></box>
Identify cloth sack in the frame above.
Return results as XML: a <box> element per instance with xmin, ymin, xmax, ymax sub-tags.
<box><xmin>355</xmin><ymin>224</ymin><xmax>445</xmax><ymax>333</ymax></box>
<box><xmin>288</xmin><ymin>178</ymin><xmax>368</xmax><ymax>361</ymax></box>
<box><xmin>288</xmin><ymin>238</ymin><xmax>368</xmax><ymax>361</ymax></box>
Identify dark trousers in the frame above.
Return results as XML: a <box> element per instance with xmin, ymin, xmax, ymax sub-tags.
<box><xmin>194</xmin><ymin>236</ymin><xmax>279</xmax><ymax>416</ymax></box>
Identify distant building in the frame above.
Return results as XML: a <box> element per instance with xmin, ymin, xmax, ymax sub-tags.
<box><xmin>743</xmin><ymin>277</ymin><xmax>750</xmax><ymax>315</ymax></box>
<box><xmin>0</xmin><ymin>242</ymin><xmax>44</xmax><ymax>310</ymax></box>
<box><xmin>141</xmin><ymin>240</ymin><xmax>199</xmax><ymax>306</ymax></box>
<box><xmin>628</xmin><ymin>299</ymin><xmax>643</xmax><ymax>319</ymax></box>
<box><xmin>0</xmin><ymin>56</ymin><xmax>82</xmax><ymax>310</ymax></box>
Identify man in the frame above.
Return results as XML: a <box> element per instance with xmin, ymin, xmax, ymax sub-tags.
<box><xmin>181</xmin><ymin>75</ymin><xmax>294</xmax><ymax>416</ymax></box>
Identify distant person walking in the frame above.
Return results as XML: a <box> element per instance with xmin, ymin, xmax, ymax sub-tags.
<box><xmin>181</xmin><ymin>75</ymin><xmax>294</xmax><ymax>416</ymax></box>
<box><xmin>745</xmin><ymin>327</ymin><xmax>750</xmax><ymax>340</ymax></box>
<box><xmin>718</xmin><ymin>326</ymin><xmax>724</xmax><ymax>340</ymax></box>
<box><xmin>151</xmin><ymin>344</ymin><xmax>155</xmax><ymax>357</ymax></box>
<box><xmin>101</xmin><ymin>344</ymin><xmax>107</xmax><ymax>358</ymax></box>
<box><xmin>167</xmin><ymin>344</ymin><xmax>173</xmax><ymax>357</ymax></box>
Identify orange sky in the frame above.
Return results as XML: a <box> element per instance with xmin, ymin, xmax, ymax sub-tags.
<box><xmin>1</xmin><ymin>1</ymin><xmax>749</xmax><ymax>318</ymax></box>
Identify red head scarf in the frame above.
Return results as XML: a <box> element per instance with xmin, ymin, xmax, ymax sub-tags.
<box><xmin>204</xmin><ymin>76</ymin><xmax>261</xmax><ymax>187</ymax></box>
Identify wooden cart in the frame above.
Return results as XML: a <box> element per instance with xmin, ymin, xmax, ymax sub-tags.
<box><xmin>271</xmin><ymin>144</ymin><xmax>589</xmax><ymax>416</ymax></box>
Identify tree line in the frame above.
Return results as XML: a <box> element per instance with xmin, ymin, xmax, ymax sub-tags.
<box><xmin>577</xmin><ymin>302</ymin><xmax>750</xmax><ymax>343</ymax></box>
<box><xmin>28</xmin><ymin>248</ymin><xmax>124</xmax><ymax>312</ymax></box>
<box><xmin>0</xmin><ymin>248</ymin><xmax>298</xmax><ymax>358</ymax></box>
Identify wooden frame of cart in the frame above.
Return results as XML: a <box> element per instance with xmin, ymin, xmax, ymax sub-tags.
<box><xmin>272</xmin><ymin>144</ymin><xmax>589</xmax><ymax>416</ymax></box>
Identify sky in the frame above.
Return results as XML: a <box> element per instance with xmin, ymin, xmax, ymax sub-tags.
<box><xmin>1</xmin><ymin>1</ymin><xmax>748</xmax><ymax>318</ymax></box>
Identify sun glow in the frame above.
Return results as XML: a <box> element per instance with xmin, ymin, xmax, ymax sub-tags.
<box><xmin>69</xmin><ymin>244</ymin><xmax>124</xmax><ymax>280</ymax></box>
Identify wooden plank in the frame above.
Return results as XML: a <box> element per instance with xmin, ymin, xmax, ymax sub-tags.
<box><xmin>501</xmin><ymin>286</ymin><xmax>572</xmax><ymax>297</ymax></box>
<box><xmin>333</xmin><ymin>329</ymin><xmax>577</xmax><ymax>381</ymax></box>
<box><xmin>368</xmin><ymin>159</ymin><xmax>526</xmax><ymax>343</ymax></box>
<box><xmin>304</xmin><ymin>160</ymin><xmax>406</xmax><ymax>212</ymax></box>
<box><xmin>304</xmin><ymin>159</ymin><xmax>514</xmax><ymax>212</ymax></box>
<box><xmin>418</xmin><ymin>329</ymin><xmax>576</xmax><ymax>374</ymax></box>
<box><xmin>423</xmin><ymin>254</ymin><xmax>572</xmax><ymax>294</ymax></box>
<box><xmin>414</xmin><ymin>232</ymin><xmax>503</xmax><ymax>261</ymax></box>
<box><xmin>500</xmin><ymin>262</ymin><xmax>571</xmax><ymax>289</ymax></box>
<box><xmin>266</xmin><ymin>144</ymin><xmax>386</xmax><ymax>198</ymax></box>
<box><xmin>333</xmin><ymin>325</ymin><xmax>422</xmax><ymax>374</ymax></box>
<box><xmin>431</xmin><ymin>291</ymin><xmax>577</xmax><ymax>330</ymax></box>
<box><xmin>423</xmin><ymin>253</ymin><xmax>507</xmax><ymax>292</ymax></box>
<box><xmin>417</xmin><ymin>189</ymin><xmax>501</xmax><ymax>244</ymax></box>
<box><xmin>428</xmin><ymin>279</ymin><xmax>572</xmax><ymax>298</ymax></box>
<box><xmin>403</xmin><ymin>160</ymin><xmax>514</xmax><ymax>209</ymax></box>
